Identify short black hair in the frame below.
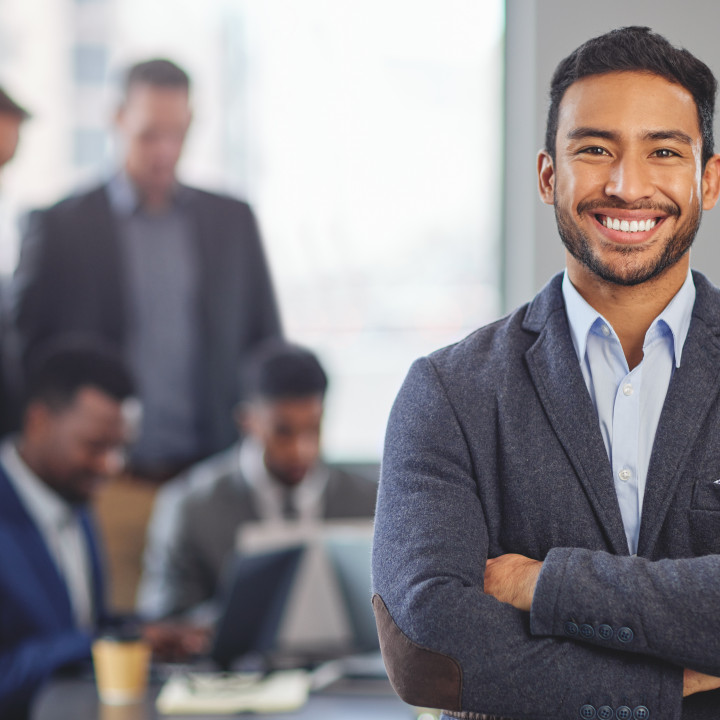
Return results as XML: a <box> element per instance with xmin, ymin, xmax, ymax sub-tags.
<box><xmin>123</xmin><ymin>58</ymin><xmax>190</xmax><ymax>99</ymax></box>
<box><xmin>545</xmin><ymin>26</ymin><xmax>717</xmax><ymax>167</ymax></box>
<box><xmin>23</xmin><ymin>337</ymin><xmax>134</xmax><ymax>413</ymax></box>
<box><xmin>0</xmin><ymin>86</ymin><xmax>30</xmax><ymax>120</ymax></box>
<box><xmin>242</xmin><ymin>340</ymin><xmax>328</xmax><ymax>402</ymax></box>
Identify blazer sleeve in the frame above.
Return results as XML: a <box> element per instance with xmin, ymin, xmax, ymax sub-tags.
<box><xmin>136</xmin><ymin>480</ymin><xmax>205</xmax><ymax>620</ymax></box>
<box><xmin>240</xmin><ymin>203</ymin><xmax>282</xmax><ymax>342</ymax></box>
<box><xmin>531</xmin><ymin>546</ymin><xmax>720</xmax><ymax>675</ymax></box>
<box><xmin>11</xmin><ymin>209</ymin><xmax>57</xmax><ymax>364</ymax></box>
<box><xmin>372</xmin><ymin>357</ymin><xmax>683</xmax><ymax>719</ymax></box>
<box><xmin>0</xmin><ymin>628</ymin><xmax>91</xmax><ymax>714</ymax></box>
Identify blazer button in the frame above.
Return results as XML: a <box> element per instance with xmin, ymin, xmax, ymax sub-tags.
<box><xmin>633</xmin><ymin>706</ymin><xmax>650</xmax><ymax>720</ymax></box>
<box><xmin>597</xmin><ymin>706</ymin><xmax>614</xmax><ymax>720</ymax></box>
<box><xmin>597</xmin><ymin>624</ymin><xmax>613</xmax><ymax>640</ymax></box>
<box><xmin>579</xmin><ymin>704</ymin><xmax>596</xmax><ymax>719</ymax></box>
<box><xmin>564</xmin><ymin>621</ymin><xmax>579</xmax><ymax>636</ymax></box>
<box><xmin>580</xmin><ymin>624</ymin><xmax>595</xmax><ymax>639</ymax></box>
<box><xmin>616</xmin><ymin>706</ymin><xmax>632</xmax><ymax>720</ymax></box>
<box><xmin>617</xmin><ymin>627</ymin><xmax>634</xmax><ymax>643</ymax></box>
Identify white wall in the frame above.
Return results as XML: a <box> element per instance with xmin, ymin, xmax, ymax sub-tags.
<box><xmin>503</xmin><ymin>0</ymin><xmax>720</xmax><ymax>311</ymax></box>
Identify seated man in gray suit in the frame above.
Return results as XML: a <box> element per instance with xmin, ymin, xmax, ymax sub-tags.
<box><xmin>136</xmin><ymin>340</ymin><xmax>377</xmax><ymax>620</ymax></box>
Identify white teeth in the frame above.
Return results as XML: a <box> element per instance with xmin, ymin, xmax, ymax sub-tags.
<box><xmin>602</xmin><ymin>216</ymin><xmax>657</xmax><ymax>232</ymax></box>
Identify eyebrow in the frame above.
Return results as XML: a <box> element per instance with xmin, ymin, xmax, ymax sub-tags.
<box><xmin>567</xmin><ymin>127</ymin><xmax>695</xmax><ymax>146</ymax></box>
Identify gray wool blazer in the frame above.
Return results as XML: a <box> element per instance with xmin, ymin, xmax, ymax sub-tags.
<box><xmin>372</xmin><ymin>271</ymin><xmax>720</xmax><ymax>720</ymax></box>
<box><xmin>138</xmin><ymin>444</ymin><xmax>378</xmax><ymax>620</ymax></box>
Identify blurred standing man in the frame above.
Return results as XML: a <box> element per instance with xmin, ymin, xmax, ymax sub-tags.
<box><xmin>13</xmin><ymin>59</ymin><xmax>281</xmax><ymax>478</ymax></box>
<box><xmin>374</xmin><ymin>27</ymin><xmax>720</xmax><ymax>719</ymax></box>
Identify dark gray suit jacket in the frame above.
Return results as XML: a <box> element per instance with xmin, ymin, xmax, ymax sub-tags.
<box><xmin>12</xmin><ymin>183</ymin><xmax>281</xmax><ymax>458</ymax></box>
<box><xmin>137</xmin><ymin>444</ymin><xmax>378</xmax><ymax>619</ymax></box>
<box><xmin>373</xmin><ymin>271</ymin><xmax>720</xmax><ymax>720</ymax></box>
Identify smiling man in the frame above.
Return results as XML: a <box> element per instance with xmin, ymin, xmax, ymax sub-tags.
<box><xmin>373</xmin><ymin>27</ymin><xmax>720</xmax><ymax>720</ymax></box>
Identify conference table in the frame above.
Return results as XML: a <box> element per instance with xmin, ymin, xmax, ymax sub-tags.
<box><xmin>32</xmin><ymin>673</ymin><xmax>425</xmax><ymax>720</ymax></box>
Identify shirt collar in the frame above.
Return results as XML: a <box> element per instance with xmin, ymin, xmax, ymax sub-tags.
<box><xmin>1</xmin><ymin>437</ymin><xmax>75</xmax><ymax>530</ymax></box>
<box><xmin>562</xmin><ymin>268</ymin><xmax>695</xmax><ymax>369</ymax></box>
<box><xmin>106</xmin><ymin>169</ymin><xmax>187</xmax><ymax>217</ymax></box>
<box><xmin>238</xmin><ymin>436</ymin><xmax>328</xmax><ymax>516</ymax></box>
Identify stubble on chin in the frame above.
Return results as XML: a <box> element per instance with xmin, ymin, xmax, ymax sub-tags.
<box><xmin>554</xmin><ymin>201</ymin><xmax>701</xmax><ymax>287</ymax></box>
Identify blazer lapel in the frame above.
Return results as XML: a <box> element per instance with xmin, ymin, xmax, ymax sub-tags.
<box><xmin>523</xmin><ymin>277</ymin><xmax>629</xmax><ymax>555</ymax></box>
<box><xmin>638</xmin><ymin>274</ymin><xmax>720</xmax><ymax>556</ymax></box>
<box><xmin>78</xmin><ymin>509</ymin><xmax>107</xmax><ymax>626</ymax></box>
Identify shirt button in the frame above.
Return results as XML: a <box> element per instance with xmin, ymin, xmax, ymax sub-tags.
<box><xmin>618</xmin><ymin>469</ymin><xmax>632</xmax><ymax>482</ymax></box>
<box><xmin>597</xmin><ymin>707</ymin><xmax>614</xmax><ymax>720</ymax></box>
<box><xmin>622</xmin><ymin>383</ymin><xmax>633</xmax><ymax>396</ymax></box>
<box><xmin>633</xmin><ymin>707</ymin><xmax>650</xmax><ymax>720</ymax></box>
<box><xmin>617</xmin><ymin>626</ymin><xmax>634</xmax><ymax>643</ymax></box>
<box><xmin>579</xmin><ymin>704</ymin><xmax>597</xmax><ymax>719</ymax></box>
<box><xmin>616</xmin><ymin>707</ymin><xmax>632</xmax><ymax>720</ymax></box>
<box><xmin>601</xmin><ymin>324</ymin><xmax>611</xmax><ymax>336</ymax></box>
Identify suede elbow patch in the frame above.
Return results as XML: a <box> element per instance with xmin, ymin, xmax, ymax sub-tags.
<box><xmin>372</xmin><ymin>593</ymin><xmax>463</xmax><ymax>711</ymax></box>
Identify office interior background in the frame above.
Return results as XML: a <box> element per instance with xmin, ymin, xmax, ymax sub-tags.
<box><xmin>1</xmin><ymin>0</ymin><xmax>720</xmax><ymax>461</ymax></box>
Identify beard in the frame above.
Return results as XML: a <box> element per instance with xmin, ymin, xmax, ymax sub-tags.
<box><xmin>555</xmin><ymin>196</ymin><xmax>702</xmax><ymax>286</ymax></box>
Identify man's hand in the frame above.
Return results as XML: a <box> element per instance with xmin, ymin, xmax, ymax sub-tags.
<box><xmin>484</xmin><ymin>553</ymin><xmax>542</xmax><ymax>612</ymax></box>
<box><xmin>142</xmin><ymin>621</ymin><xmax>211</xmax><ymax>662</ymax></box>
<box><xmin>683</xmin><ymin>669</ymin><xmax>720</xmax><ymax>697</ymax></box>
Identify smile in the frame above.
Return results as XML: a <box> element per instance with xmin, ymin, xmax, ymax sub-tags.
<box><xmin>597</xmin><ymin>215</ymin><xmax>658</xmax><ymax>233</ymax></box>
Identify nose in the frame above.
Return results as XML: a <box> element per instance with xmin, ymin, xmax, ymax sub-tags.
<box><xmin>291</xmin><ymin>433</ymin><xmax>320</xmax><ymax>467</ymax></box>
<box><xmin>604</xmin><ymin>153</ymin><xmax>655</xmax><ymax>203</ymax></box>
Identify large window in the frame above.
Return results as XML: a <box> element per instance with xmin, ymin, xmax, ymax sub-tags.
<box><xmin>0</xmin><ymin>0</ymin><xmax>504</xmax><ymax>459</ymax></box>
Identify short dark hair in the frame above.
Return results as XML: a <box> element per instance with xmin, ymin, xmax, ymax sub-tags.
<box><xmin>242</xmin><ymin>340</ymin><xmax>328</xmax><ymax>402</ymax></box>
<box><xmin>23</xmin><ymin>337</ymin><xmax>134</xmax><ymax>413</ymax></box>
<box><xmin>545</xmin><ymin>26</ymin><xmax>717</xmax><ymax>167</ymax></box>
<box><xmin>0</xmin><ymin>86</ymin><xmax>30</xmax><ymax>120</ymax></box>
<box><xmin>123</xmin><ymin>58</ymin><xmax>190</xmax><ymax>99</ymax></box>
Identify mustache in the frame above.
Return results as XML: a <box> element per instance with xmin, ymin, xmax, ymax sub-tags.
<box><xmin>576</xmin><ymin>199</ymin><xmax>680</xmax><ymax>217</ymax></box>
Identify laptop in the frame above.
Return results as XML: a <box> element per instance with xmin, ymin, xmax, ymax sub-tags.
<box><xmin>209</xmin><ymin>545</ymin><xmax>305</xmax><ymax>670</ymax></box>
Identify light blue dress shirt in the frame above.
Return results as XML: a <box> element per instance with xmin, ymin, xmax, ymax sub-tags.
<box><xmin>562</xmin><ymin>269</ymin><xmax>695</xmax><ymax>554</ymax></box>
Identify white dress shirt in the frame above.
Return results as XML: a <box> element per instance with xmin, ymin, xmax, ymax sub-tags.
<box><xmin>1</xmin><ymin>438</ymin><xmax>94</xmax><ymax>628</ymax></box>
<box><xmin>562</xmin><ymin>270</ymin><xmax>695</xmax><ymax>554</ymax></box>
<box><xmin>238</xmin><ymin>437</ymin><xmax>329</xmax><ymax>521</ymax></box>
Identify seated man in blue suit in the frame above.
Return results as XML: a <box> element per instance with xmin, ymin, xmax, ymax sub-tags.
<box><xmin>0</xmin><ymin>340</ymin><xmax>134</xmax><ymax>717</ymax></box>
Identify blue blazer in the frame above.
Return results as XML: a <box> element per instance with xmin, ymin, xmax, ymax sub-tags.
<box><xmin>373</xmin><ymin>271</ymin><xmax>720</xmax><ymax>720</ymax></box>
<box><xmin>0</xmin><ymin>463</ymin><xmax>106</xmax><ymax>717</ymax></box>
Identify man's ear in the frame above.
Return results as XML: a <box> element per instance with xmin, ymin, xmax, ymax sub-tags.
<box><xmin>23</xmin><ymin>402</ymin><xmax>50</xmax><ymax>438</ymax></box>
<box><xmin>702</xmin><ymin>154</ymin><xmax>720</xmax><ymax>210</ymax></box>
<box><xmin>537</xmin><ymin>150</ymin><xmax>555</xmax><ymax>206</ymax></box>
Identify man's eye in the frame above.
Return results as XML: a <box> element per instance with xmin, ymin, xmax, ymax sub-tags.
<box><xmin>653</xmin><ymin>148</ymin><xmax>677</xmax><ymax>158</ymax></box>
<box><xmin>580</xmin><ymin>146</ymin><xmax>608</xmax><ymax>156</ymax></box>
